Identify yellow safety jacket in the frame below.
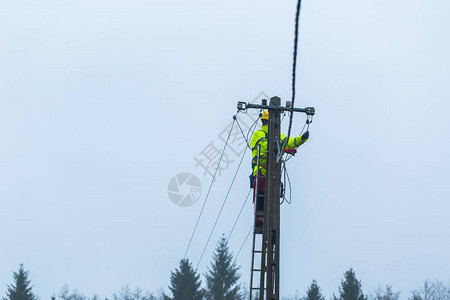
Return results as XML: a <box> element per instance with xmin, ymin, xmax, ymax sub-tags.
<box><xmin>250</xmin><ymin>125</ymin><xmax>307</xmax><ymax>176</ymax></box>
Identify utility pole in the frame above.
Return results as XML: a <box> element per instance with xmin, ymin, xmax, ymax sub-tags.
<box><xmin>266</xmin><ymin>96</ymin><xmax>281</xmax><ymax>299</ymax></box>
<box><xmin>237</xmin><ymin>97</ymin><xmax>315</xmax><ymax>300</ymax></box>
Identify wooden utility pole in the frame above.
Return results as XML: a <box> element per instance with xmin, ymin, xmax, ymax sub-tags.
<box><xmin>237</xmin><ymin>97</ymin><xmax>315</xmax><ymax>300</ymax></box>
<box><xmin>265</xmin><ymin>96</ymin><xmax>281</xmax><ymax>299</ymax></box>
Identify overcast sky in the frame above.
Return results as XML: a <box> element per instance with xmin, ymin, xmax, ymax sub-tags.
<box><xmin>1</xmin><ymin>0</ymin><xmax>450</xmax><ymax>299</ymax></box>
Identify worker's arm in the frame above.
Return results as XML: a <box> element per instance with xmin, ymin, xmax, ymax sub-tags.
<box><xmin>285</xmin><ymin>131</ymin><xmax>309</xmax><ymax>149</ymax></box>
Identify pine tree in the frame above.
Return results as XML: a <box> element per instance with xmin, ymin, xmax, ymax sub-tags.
<box><xmin>3</xmin><ymin>264</ymin><xmax>36</xmax><ymax>300</ymax></box>
<box><xmin>166</xmin><ymin>259</ymin><xmax>203</xmax><ymax>300</ymax></box>
<box><xmin>371</xmin><ymin>285</ymin><xmax>400</xmax><ymax>300</ymax></box>
<box><xmin>204</xmin><ymin>235</ymin><xmax>241</xmax><ymax>300</ymax></box>
<box><xmin>334</xmin><ymin>268</ymin><xmax>367</xmax><ymax>300</ymax></box>
<box><xmin>305</xmin><ymin>280</ymin><xmax>325</xmax><ymax>300</ymax></box>
<box><xmin>58</xmin><ymin>285</ymin><xmax>87</xmax><ymax>300</ymax></box>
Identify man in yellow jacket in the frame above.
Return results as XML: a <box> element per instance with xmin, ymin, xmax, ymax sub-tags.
<box><xmin>249</xmin><ymin>110</ymin><xmax>309</xmax><ymax>233</ymax></box>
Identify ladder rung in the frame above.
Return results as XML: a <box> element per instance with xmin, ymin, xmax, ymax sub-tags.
<box><xmin>251</xmin><ymin>268</ymin><xmax>262</xmax><ymax>272</ymax></box>
<box><xmin>251</xmin><ymin>287</ymin><xmax>267</xmax><ymax>290</ymax></box>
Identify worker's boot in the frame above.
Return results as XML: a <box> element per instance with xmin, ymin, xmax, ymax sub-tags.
<box><xmin>254</xmin><ymin>211</ymin><xmax>264</xmax><ymax>234</ymax></box>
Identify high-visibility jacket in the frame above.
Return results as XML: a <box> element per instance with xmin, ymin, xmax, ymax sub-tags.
<box><xmin>250</xmin><ymin>124</ymin><xmax>307</xmax><ymax>176</ymax></box>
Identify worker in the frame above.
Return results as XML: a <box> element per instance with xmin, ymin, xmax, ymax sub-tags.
<box><xmin>249</xmin><ymin>110</ymin><xmax>309</xmax><ymax>233</ymax></box>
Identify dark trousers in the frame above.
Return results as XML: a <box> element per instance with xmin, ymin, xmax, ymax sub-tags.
<box><xmin>252</xmin><ymin>171</ymin><xmax>266</xmax><ymax>212</ymax></box>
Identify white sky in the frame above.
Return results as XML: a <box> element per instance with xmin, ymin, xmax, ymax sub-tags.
<box><xmin>1</xmin><ymin>0</ymin><xmax>450</xmax><ymax>299</ymax></box>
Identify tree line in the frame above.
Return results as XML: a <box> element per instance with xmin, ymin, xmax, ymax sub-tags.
<box><xmin>3</xmin><ymin>236</ymin><xmax>450</xmax><ymax>300</ymax></box>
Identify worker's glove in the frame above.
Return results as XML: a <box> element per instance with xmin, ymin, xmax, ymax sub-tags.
<box><xmin>301</xmin><ymin>131</ymin><xmax>309</xmax><ymax>140</ymax></box>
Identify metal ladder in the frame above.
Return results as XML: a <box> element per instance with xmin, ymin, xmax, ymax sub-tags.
<box><xmin>249</xmin><ymin>221</ymin><xmax>266</xmax><ymax>300</ymax></box>
<box><xmin>249</xmin><ymin>145</ymin><xmax>267</xmax><ymax>300</ymax></box>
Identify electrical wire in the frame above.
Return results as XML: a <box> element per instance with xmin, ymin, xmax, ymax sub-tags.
<box><xmin>280</xmin><ymin>162</ymin><xmax>287</xmax><ymax>205</ymax></box>
<box><xmin>282</xmin><ymin>0</ymin><xmax>304</xmax><ymax>156</ymax></box>
<box><xmin>285</xmin><ymin>163</ymin><xmax>292</xmax><ymax>204</ymax></box>
<box><xmin>280</xmin><ymin>161</ymin><xmax>293</xmax><ymax>205</ymax></box>
<box><xmin>235</xmin><ymin>117</ymin><xmax>252</xmax><ymax>150</ymax></box>
<box><xmin>196</xmin><ymin>133</ymin><xmax>249</xmax><ymax>269</ymax></box>
<box><xmin>280</xmin><ymin>114</ymin><xmax>310</xmax><ymax>204</ymax></box>
<box><xmin>227</xmin><ymin>189</ymin><xmax>252</xmax><ymax>243</ymax></box>
<box><xmin>187</xmin><ymin>0</ymin><xmax>309</xmax><ymax>271</ymax></box>
<box><xmin>281</xmin><ymin>111</ymin><xmax>287</xmax><ymax>124</ymax></box>
<box><xmin>235</xmin><ymin>114</ymin><xmax>260</xmax><ymax>150</ymax></box>
<box><xmin>299</xmin><ymin>119</ymin><xmax>308</xmax><ymax>136</ymax></box>
<box><xmin>233</xmin><ymin>225</ymin><xmax>253</xmax><ymax>263</ymax></box>
<box><xmin>282</xmin><ymin>116</ymin><xmax>310</xmax><ymax>163</ymax></box>
<box><xmin>183</xmin><ymin>118</ymin><xmax>237</xmax><ymax>259</ymax></box>
<box><xmin>187</xmin><ymin>113</ymin><xmax>259</xmax><ymax>266</ymax></box>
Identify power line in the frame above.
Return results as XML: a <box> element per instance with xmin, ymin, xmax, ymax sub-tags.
<box><xmin>235</xmin><ymin>114</ymin><xmax>260</xmax><ymax>150</ymax></box>
<box><xmin>280</xmin><ymin>114</ymin><xmax>310</xmax><ymax>204</ymax></box>
<box><xmin>234</xmin><ymin>225</ymin><xmax>253</xmax><ymax>263</ymax></box>
<box><xmin>196</xmin><ymin>133</ymin><xmax>249</xmax><ymax>269</ymax></box>
<box><xmin>235</xmin><ymin>117</ymin><xmax>252</xmax><ymax>150</ymax></box>
<box><xmin>227</xmin><ymin>189</ymin><xmax>251</xmax><ymax>243</ymax></box>
<box><xmin>246</xmin><ymin>116</ymin><xmax>260</xmax><ymax>146</ymax></box>
<box><xmin>184</xmin><ymin>118</ymin><xmax>237</xmax><ymax>259</ymax></box>
<box><xmin>284</xmin><ymin>0</ymin><xmax>304</xmax><ymax>152</ymax></box>
<box><xmin>280</xmin><ymin>161</ymin><xmax>292</xmax><ymax>205</ymax></box>
<box><xmin>194</xmin><ymin>113</ymin><xmax>259</xmax><ymax>268</ymax></box>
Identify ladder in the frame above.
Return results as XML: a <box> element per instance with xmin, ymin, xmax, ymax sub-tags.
<box><xmin>249</xmin><ymin>145</ymin><xmax>267</xmax><ymax>300</ymax></box>
<box><xmin>249</xmin><ymin>221</ymin><xmax>266</xmax><ymax>299</ymax></box>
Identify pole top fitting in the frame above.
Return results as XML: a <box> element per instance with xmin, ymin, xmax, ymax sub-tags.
<box><xmin>237</xmin><ymin>101</ymin><xmax>247</xmax><ymax>111</ymax></box>
<box><xmin>306</xmin><ymin>107</ymin><xmax>315</xmax><ymax>116</ymax></box>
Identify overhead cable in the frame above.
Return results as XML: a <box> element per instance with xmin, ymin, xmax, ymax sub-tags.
<box><xmin>233</xmin><ymin>225</ymin><xmax>253</xmax><ymax>263</ymax></box>
<box><xmin>283</xmin><ymin>0</ymin><xmax>304</xmax><ymax>153</ymax></box>
<box><xmin>184</xmin><ymin>117</ymin><xmax>237</xmax><ymax>259</ymax></box>
<box><xmin>196</xmin><ymin>132</ymin><xmax>249</xmax><ymax>269</ymax></box>
<box><xmin>227</xmin><ymin>189</ymin><xmax>252</xmax><ymax>243</ymax></box>
<box><xmin>235</xmin><ymin>114</ymin><xmax>260</xmax><ymax>150</ymax></box>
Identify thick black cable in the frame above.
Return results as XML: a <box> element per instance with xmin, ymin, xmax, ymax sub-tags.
<box><xmin>184</xmin><ymin>119</ymin><xmax>236</xmax><ymax>259</ymax></box>
<box><xmin>196</xmin><ymin>135</ymin><xmax>249</xmax><ymax>269</ymax></box>
<box><xmin>227</xmin><ymin>189</ymin><xmax>251</xmax><ymax>243</ymax></box>
<box><xmin>284</xmin><ymin>0</ymin><xmax>303</xmax><ymax>152</ymax></box>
